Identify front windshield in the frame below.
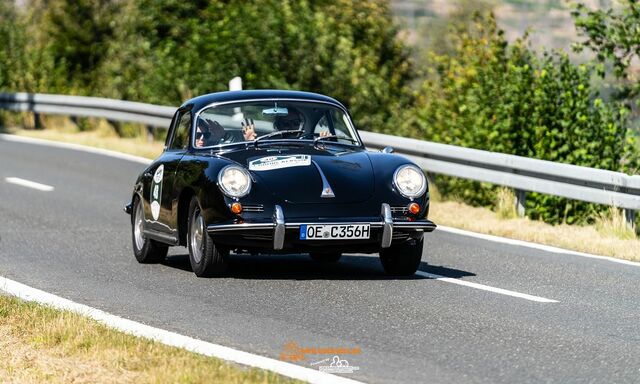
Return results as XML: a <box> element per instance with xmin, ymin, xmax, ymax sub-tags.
<box><xmin>193</xmin><ymin>100</ymin><xmax>360</xmax><ymax>149</ymax></box>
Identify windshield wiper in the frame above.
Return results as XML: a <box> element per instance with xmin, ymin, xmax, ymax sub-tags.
<box><xmin>313</xmin><ymin>134</ymin><xmax>359</xmax><ymax>147</ymax></box>
<box><xmin>253</xmin><ymin>129</ymin><xmax>303</xmax><ymax>147</ymax></box>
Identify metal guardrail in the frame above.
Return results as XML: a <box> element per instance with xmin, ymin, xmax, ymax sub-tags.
<box><xmin>0</xmin><ymin>92</ymin><xmax>174</xmax><ymax>127</ymax></box>
<box><xmin>360</xmin><ymin>132</ymin><xmax>639</xmax><ymax>226</ymax></box>
<box><xmin>1</xmin><ymin>92</ymin><xmax>638</xmax><ymax>227</ymax></box>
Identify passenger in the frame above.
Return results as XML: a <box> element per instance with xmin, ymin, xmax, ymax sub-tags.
<box><xmin>195</xmin><ymin>118</ymin><xmax>225</xmax><ymax>147</ymax></box>
<box><xmin>241</xmin><ymin>118</ymin><xmax>257</xmax><ymax>141</ymax></box>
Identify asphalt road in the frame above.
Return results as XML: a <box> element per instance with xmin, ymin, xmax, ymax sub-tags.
<box><xmin>1</xmin><ymin>135</ymin><xmax>639</xmax><ymax>383</ymax></box>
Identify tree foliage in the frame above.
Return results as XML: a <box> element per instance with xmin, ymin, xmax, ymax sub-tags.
<box><xmin>572</xmin><ymin>0</ymin><xmax>640</xmax><ymax>83</ymax></box>
<box><xmin>99</xmin><ymin>0</ymin><xmax>413</xmax><ymax>130</ymax></box>
<box><xmin>406</xmin><ymin>12</ymin><xmax>639</xmax><ymax>223</ymax></box>
<box><xmin>36</xmin><ymin>0</ymin><xmax>122</xmax><ymax>93</ymax></box>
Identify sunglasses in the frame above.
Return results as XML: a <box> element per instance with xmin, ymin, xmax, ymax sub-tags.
<box><xmin>196</xmin><ymin>132</ymin><xmax>211</xmax><ymax>140</ymax></box>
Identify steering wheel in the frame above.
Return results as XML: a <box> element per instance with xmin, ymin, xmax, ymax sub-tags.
<box><xmin>298</xmin><ymin>132</ymin><xmax>317</xmax><ymax>140</ymax></box>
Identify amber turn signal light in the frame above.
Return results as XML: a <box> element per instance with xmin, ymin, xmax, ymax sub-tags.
<box><xmin>408</xmin><ymin>202</ymin><xmax>420</xmax><ymax>215</ymax></box>
<box><xmin>230</xmin><ymin>202</ymin><xmax>243</xmax><ymax>214</ymax></box>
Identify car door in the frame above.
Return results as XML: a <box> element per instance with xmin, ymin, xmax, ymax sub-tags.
<box><xmin>146</xmin><ymin>107</ymin><xmax>192</xmax><ymax>238</ymax></box>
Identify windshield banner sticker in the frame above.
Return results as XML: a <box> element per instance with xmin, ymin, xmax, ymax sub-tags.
<box><xmin>249</xmin><ymin>155</ymin><xmax>311</xmax><ymax>171</ymax></box>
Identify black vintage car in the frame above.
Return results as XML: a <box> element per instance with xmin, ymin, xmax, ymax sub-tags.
<box><xmin>125</xmin><ymin>90</ymin><xmax>436</xmax><ymax>277</ymax></box>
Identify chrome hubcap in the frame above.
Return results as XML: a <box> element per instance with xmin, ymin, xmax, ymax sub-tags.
<box><xmin>190</xmin><ymin>209</ymin><xmax>204</xmax><ymax>264</ymax></box>
<box><xmin>134</xmin><ymin>201</ymin><xmax>144</xmax><ymax>250</ymax></box>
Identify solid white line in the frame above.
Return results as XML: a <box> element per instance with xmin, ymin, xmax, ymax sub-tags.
<box><xmin>0</xmin><ymin>276</ymin><xmax>365</xmax><ymax>384</ymax></box>
<box><xmin>0</xmin><ymin>134</ymin><xmax>152</xmax><ymax>165</ymax></box>
<box><xmin>5</xmin><ymin>177</ymin><xmax>54</xmax><ymax>192</ymax></box>
<box><xmin>416</xmin><ymin>271</ymin><xmax>559</xmax><ymax>303</ymax></box>
<box><xmin>437</xmin><ymin>225</ymin><xmax>640</xmax><ymax>267</ymax></box>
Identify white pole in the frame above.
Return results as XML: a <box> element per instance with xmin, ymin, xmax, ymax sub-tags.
<box><xmin>229</xmin><ymin>77</ymin><xmax>242</xmax><ymax>91</ymax></box>
<box><xmin>229</xmin><ymin>77</ymin><xmax>243</xmax><ymax>120</ymax></box>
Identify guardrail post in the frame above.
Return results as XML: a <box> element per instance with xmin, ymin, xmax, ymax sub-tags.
<box><xmin>33</xmin><ymin>112</ymin><xmax>43</xmax><ymax>130</ymax></box>
<box><xmin>515</xmin><ymin>189</ymin><xmax>526</xmax><ymax>217</ymax></box>
<box><xmin>145</xmin><ymin>125</ymin><xmax>154</xmax><ymax>142</ymax></box>
<box><xmin>624</xmin><ymin>209</ymin><xmax>636</xmax><ymax>230</ymax></box>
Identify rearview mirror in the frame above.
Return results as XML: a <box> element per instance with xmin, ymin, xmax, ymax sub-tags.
<box><xmin>262</xmin><ymin>107</ymin><xmax>288</xmax><ymax>116</ymax></box>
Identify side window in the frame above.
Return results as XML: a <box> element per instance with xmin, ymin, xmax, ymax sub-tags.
<box><xmin>170</xmin><ymin>110</ymin><xmax>191</xmax><ymax>150</ymax></box>
<box><xmin>314</xmin><ymin>115</ymin><xmax>329</xmax><ymax>135</ymax></box>
<box><xmin>313</xmin><ymin>110</ymin><xmax>349</xmax><ymax>137</ymax></box>
<box><xmin>329</xmin><ymin>109</ymin><xmax>350</xmax><ymax>137</ymax></box>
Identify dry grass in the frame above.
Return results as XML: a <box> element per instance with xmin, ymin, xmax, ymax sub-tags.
<box><xmin>595</xmin><ymin>206</ymin><xmax>637</xmax><ymax>240</ymax></box>
<box><xmin>430</xmin><ymin>200</ymin><xmax>640</xmax><ymax>262</ymax></box>
<box><xmin>495</xmin><ymin>187</ymin><xmax>518</xmax><ymax>219</ymax></box>
<box><xmin>7</xmin><ymin>117</ymin><xmax>164</xmax><ymax>159</ymax></box>
<box><xmin>0</xmin><ymin>295</ymin><xmax>299</xmax><ymax>384</ymax></box>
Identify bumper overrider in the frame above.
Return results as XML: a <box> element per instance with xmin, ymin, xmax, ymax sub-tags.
<box><xmin>207</xmin><ymin>203</ymin><xmax>437</xmax><ymax>250</ymax></box>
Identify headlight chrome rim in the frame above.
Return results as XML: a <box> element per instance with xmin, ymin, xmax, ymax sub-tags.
<box><xmin>393</xmin><ymin>164</ymin><xmax>427</xmax><ymax>199</ymax></box>
<box><xmin>217</xmin><ymin>165</ymin><xmax>252</xmax><ymax>198</ymax></box>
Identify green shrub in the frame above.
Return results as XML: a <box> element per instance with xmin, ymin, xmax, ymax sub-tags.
<box><xmin>407</xmin><ymin>12</ymin><xmax>639</xmax><ymax>224</ymax></box>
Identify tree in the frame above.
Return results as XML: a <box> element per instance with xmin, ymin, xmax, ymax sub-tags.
<box><xmin>407</xmin><ymin>11</ymin><xmax>639</xmax><ymax>223</ymax></box>
<box><xmin>102</xmin><ymin>0</ymin><xmax>414</xmax><ymax>130</ymax></box>
<box><xmin>34</xmin><ymin>0</ymin><xmax>123</xmax><ymax>93</ymax></box>
<box><xmin>572</xmin><ymin>0</ymin><xmax>640</xmax><ymax>84</ymax></box>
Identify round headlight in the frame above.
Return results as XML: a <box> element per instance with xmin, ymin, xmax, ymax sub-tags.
<box><xmin>393</xmin><ymin>165</ymin><xmax>427</xmax><ymax>198</ymax></box>
<box><xmin>218</xmin><ymin>165</ymin><xmax>251</xmax><ymax>198</ymax></box>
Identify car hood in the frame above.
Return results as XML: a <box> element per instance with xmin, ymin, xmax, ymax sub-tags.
<box><xmin>219</xmin><ymin>145</ymin><xmax>374</xmax><ymax>204</ymax></box>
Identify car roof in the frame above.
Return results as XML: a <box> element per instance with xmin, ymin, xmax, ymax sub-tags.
<box><xmin>181</xmin><ymin>90</ymin><xmax>347</xmax><ymax>111</ymax></box>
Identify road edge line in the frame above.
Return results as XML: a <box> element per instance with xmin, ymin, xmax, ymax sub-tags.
<box><xmin>0</xmin><ymin>275</ymin><xmax>365</xmax><ymax>384</ymax></box>
<box><xmin>0</xmin><ymin>133</ymin><xmax>152</xmax><ymax>165</ymax></box>
<box><xmin>437</xmin><ymin>225</ymin><xmax>640</xmax><ymax>267</ymax></box>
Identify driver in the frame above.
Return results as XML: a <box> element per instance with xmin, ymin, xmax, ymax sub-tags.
<box><xmin>273</xmin><ymin>109</ymin><xmax>303</xmax><ymax>131</ymax></box>
<box><xmin>241</xmin><ymin>109</ymin><xmax>305</xmax><ymax>141</ymax></box>
<box><xmin>240</xmin><ymin>109</ymin><xmax>330</xmax><ymax>141</ymax></box>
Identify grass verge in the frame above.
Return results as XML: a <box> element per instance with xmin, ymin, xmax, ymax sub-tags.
<box><xmin>7</xmin><ymin>124</ymin><xmax>639</xmax><ymax>262</ymax></box>
<box><xmin>0</xmin><ymin>294</ymin><xmax>299</xmax><ymax>383</ymax></box>
<box><xmin>430</xmin><ymin>200</ymin><xmax>640</xmax><ymax>262</ymax></box>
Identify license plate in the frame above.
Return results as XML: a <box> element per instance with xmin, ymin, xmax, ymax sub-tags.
<box><xmin>299</xmin><ymin>224</ymin><xmax>370</xmax><ymax>240</ymax></box>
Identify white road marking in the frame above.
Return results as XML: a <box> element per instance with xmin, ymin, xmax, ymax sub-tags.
<box><xmin>0</xmin><ymin>275</ymin><xmax>365</xmax><ymax>384</ymax></box>
<box><xmin>416</xmin><ymin>271</ymin><xmax>559</xmax><ymax>303</ymax></box>
<box><xmin>5</xmin><ymin>177</ymin><xmax>54</xmax><ymax>192</ymax></box>
<box><xmin>437</xmin><ymin>225</ymin><xmax>640</xmax><ymax>268</ymax></box>
<box><xmin>0</xmin><ymin>134</ymin><xmax>152</xmax><ymax>165</ymax></box>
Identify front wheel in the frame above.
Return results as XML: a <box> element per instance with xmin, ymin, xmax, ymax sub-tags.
<box><xmin>131</xmin><ymin>196</ymin><xmax>168</xmax><ymax>263</ymax></box>
<box><xmin>188</xmin><ymin>196</ymin><xmax>228</xmax><ymax>277</ymax></box>
<box><xmin>379</xmin><ymin>238</ymin><xmax>424</xmax><ymax>276</ymax></box>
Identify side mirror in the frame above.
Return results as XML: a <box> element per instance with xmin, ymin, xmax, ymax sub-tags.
<box><xmin>381</xmin><ymin>146</ymin><xmax>394</xmax><ymax>154</ymax></box>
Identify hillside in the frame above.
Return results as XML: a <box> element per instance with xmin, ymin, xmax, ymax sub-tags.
<box><xmin>391</xmin><ymin>0</ymin><xmax>611</xmax><ymax>55</ymax></box>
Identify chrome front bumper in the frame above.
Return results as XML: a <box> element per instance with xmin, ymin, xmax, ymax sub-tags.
<box><xmin>207</xmin><ymin>203</ymin><xmax>437</xmax><ymax>250</ymax></box>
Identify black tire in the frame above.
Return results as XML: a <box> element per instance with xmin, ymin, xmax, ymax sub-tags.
<box><xmin>309</xmin><ymin>252</ymin><xmax>342</xmax><ymax>263</ymax></box>
<box><xmin>131</xmin><ymin>196</ymin><xmax>168</xmax><ymax>263</ymax></box>
<box><xmin>187</xmin><ymin>196</ymin><xmax>228</xmax><ymax>277</ymax></box>
<box><xmin>379</xmin><ymin>238</ymin><xmax>424</xmax><ymax>276</ymax></box>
